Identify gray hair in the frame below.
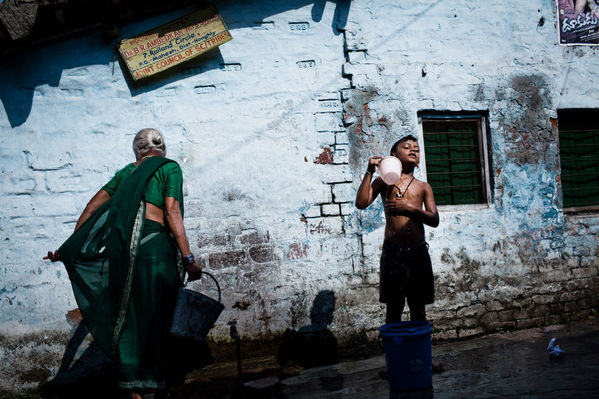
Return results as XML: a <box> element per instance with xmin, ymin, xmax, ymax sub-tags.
<box><xmin>132</xmin><ymin>128</ymin><xmax>166</xmax><ymax>160</ymax></box>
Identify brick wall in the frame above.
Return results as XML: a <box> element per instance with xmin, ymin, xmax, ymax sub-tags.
<box><xmin>340</xmin><ymin>0</ymin><xmax>599</xmax><ymax>341</ymax></box>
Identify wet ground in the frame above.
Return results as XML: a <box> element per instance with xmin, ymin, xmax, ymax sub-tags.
<box><xmin>275</xmin><ymin>319</ymin><xmax>599</xmax><ymax>398</ymax></box>
<box><xmin>34</xmin><ymin>318</ymin><xmax>599</xmax><ymax>399</ymax></box>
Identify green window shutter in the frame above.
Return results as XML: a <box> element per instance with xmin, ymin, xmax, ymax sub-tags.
<box><xmin>423</xmin><ymin>119</ymin><xmax>485</xmax><ymax>205</ymax></box>
<box><xmin>558</xmin><ymin>109</ymin><xmax>599</xmax><ymax>208</ymax></box>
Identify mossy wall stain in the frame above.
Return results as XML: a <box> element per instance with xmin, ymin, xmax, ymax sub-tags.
<box><xmin>0</xmin><ymin>330</ymin><xmax>69</xmax><ymax>392</ymax></box>
<box><xmin>499</xmin><ymin>74</ymin><xmax>555</xmax><ymax>166</ymax></box>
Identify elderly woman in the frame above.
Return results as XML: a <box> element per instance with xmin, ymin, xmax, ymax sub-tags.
<box><xmin>46</xmin><ymin>129</ymin><xmax>206</xmax><ymax>398</ymax></box>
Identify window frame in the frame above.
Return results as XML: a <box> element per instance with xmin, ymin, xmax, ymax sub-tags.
<box><xmin>418</xmin><ymin>112</ymin><xmax>492</xmax><ymax>208</ymax></box>
<box><xmin>557</xmin><ymin>108</ymin><xmax>599</xmax><ymax>214</ymax></box>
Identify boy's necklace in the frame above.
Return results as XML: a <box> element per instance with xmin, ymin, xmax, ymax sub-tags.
<box><xmin>393</xmin><ymin>176</ymin><xmax>415</xmax><ymax>198</ymax></box>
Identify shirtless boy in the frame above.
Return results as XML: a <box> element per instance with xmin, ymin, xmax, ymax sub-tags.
<box><xmin>355</xmin><ymin>135</ymin><xmax>439</xmax><ymax>323</ymax></box>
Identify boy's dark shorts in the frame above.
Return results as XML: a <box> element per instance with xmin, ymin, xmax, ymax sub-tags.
<box><xmin>379</xmin><ymin>241</ymin><xmax>434</xmax><ymax>304</ymax></box>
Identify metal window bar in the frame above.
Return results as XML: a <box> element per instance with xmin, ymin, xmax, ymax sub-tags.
<box><xmin>561</xmin><ymin>155</ymin><xmax>599</xmax><ymax>159</ymax></box>
<box><xmin>425</xmin><ymin>144</ymin><xmax>479</xmax><ymax>149</ymax></box>
<box><xmin>427</xmin><ymin>170</ymin><xmax>481</xmax><ymax>176</ymax></box>
<box><xmin>566</xmin><ymin>187</ymin><xmax>599</xmax><ymax>193</ymax></box>
<box><xmin>561</xmin><ymin>172</ymin><xmax>599</xmax><ymax>179</ymax></box>
<box><xmin>424</xmin><ymin>131</ymin><xmax>477</xmax><ymax>136</ymax></box>
<box><xmin>422</xmin><ymin>116</ymin><xmax>489</xmax><ymax>205</ymax></box>
<box><xmin>427</xmin><ymin>157</ymin><xmax>480</xmax><ymax>163</ymax></box>
<box><xmin>558</xmin><ymin>123</ymin><xmax>599</xmax><ymax>208</ymax></box>
<box><xmin>561</xmin><ymin>143</ymin><xmax>599</xmax><ymax>149</ymax></box>
<box><xmin>431</xmin><ymin>183</ymin><xmax>483</xmax><ymax>190</ymax></box>
<box><xmin>559</xmin><ymin>128</ymin><xmax>599</xmax><ymax>133</ymax></box>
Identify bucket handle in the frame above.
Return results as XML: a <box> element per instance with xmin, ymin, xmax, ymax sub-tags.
<box><xmin>184</xmin><ymin>271</ymin><xmax>222</xmax><ymax>303</ymax></box>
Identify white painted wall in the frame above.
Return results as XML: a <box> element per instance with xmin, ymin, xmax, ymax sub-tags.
<box><xmin>1</xmin><ymin>0</ymin><xmax>598</xmax><ymax>392</ymax></box>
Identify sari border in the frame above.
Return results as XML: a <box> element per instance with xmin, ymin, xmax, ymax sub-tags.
<box><xmin>118</xmin><ymin>379</ymin><xmax>168</xmax><ymax>390</ymax></box>
<box><xmin>111</xmin><ymin>200</ymin><xmax>146</xmax><ymax>354</ymax></box>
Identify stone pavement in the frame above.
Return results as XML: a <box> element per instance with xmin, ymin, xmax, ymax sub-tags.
<box><xmin>35</xmin><ymin>318</ymin><xmax>599</xmax><ymax>399</ymax></box>
<box><xmin>275</xmin><ymin>318</ymin><xmax>599</xmax><ymax>399</ymax></box>
<box><xmin>175</xmin><ymin>318</ymin><xmax>599</xmax><ymax>399</ymax></box>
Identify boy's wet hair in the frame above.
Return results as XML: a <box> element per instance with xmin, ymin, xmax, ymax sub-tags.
<box><xmin>390</xmin><ymin>135</ymin><xmax>418</xmax><ymax>155</ymax></box>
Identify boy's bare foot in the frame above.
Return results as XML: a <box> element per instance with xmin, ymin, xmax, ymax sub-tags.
<box><xmin>432</xmin><ymin>361</ymin><xmax>444</xmax><ymax>374</ymax></box>
<box><xmin>131</xmin><ymin>393</ymin><xmax>143</xmax><ymax>399</ymax></box>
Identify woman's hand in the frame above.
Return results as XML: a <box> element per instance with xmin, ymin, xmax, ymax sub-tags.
<box><xmin>384</xmin><ymin>197</ymin><xmax>413</xmax><ymax>215</ymax></box>
<box><xmin>367</xmin><ymin>155</ymin><xmax>384</xmax><ymax>174</ymax></box>
<box><xmin>186</xmin><ymin>261</ymin><xmax>203</xmax><ymax>281</ymax></box>
<box><xmin>43</xmin><ymin>250</ymin><xmax>60</xmax><ymax>262</ymax></box>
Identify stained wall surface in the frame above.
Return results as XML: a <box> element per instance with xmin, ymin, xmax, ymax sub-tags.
<box><xmin>0</xmin><ymin>0</ymin><xmax>598</xmax><ymax>392</ymax></box>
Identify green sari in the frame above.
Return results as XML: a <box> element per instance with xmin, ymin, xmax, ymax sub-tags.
<box><xmin>59</xmin><ymin>157</ymin><xmax>210</xmax><ymax>390</ymax></box>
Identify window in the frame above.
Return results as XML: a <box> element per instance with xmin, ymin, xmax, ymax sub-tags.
<box><xmin>558</xmin><ymin>109</ymin><xmax>599</xmax><ymax>210</ymax></box>
<box><xmin>419</xmin><ymin>112</ymin><xmax>491</xmax><ymax>206</ymax></box>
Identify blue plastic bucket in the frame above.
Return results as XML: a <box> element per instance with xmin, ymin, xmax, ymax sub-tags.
<box><xmin>379</xmin><ymin>321</ymin><xmax>432</xmax><ymax>390</ymax></box>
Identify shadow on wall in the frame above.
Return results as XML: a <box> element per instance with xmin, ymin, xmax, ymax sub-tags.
<box><xmin>0</xmin><ymin>0</ymin><xmax>351</xmax><ymax>128</ymax></box>
<box><xmin>277</xmin><ymin>290</ymin><xmax>339</xmax><ymax>369</ymax></box>
<box><xmin>224</xmin><ymin>0</ymin><xmax>350</xmax><ymax>34</ymax></box>
<box><xmin>312</xmin><ymin>0</ymin><xmax>351</xmax><ymax>33</ymax></box>
<box><xmin>0</xmin><ymin>33</ymin><xmax>121</xmax><ymax>128</ymax></box>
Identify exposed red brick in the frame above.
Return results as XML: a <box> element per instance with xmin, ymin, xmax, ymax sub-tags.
<box><xmin>209</xmin><ymin>251</ymin><xmax>247</xmax><ymax>269</ymax></box>
<box><xmin>249</xmin><ymin>245</ymin><xmax>274</xmax><ymax>263</ymax></box>
<box><xmin>314</xmin><ymin>147</ymin><xmax>333</xmax><ymax>164</ymax></box>
<box><xmin>354</xmin><ymin>121</ymin><xmax>362</xmax><ymax>134</ymax></box>
<box><xmin>197</xmin><ymin>233</ymin><xmax>232</xmax><ymax>247</ymax></box>
<box><xmin>239</xmin><ymin>231</ymin><xmax>267</xmax><ymax>245</ymax></box>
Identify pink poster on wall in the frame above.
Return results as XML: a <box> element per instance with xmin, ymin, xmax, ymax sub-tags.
<box><xmin>557</xmin><ymin>0</ymin><xmax>599</xmax><ymax>45</ymax></box>
<box><xmin>557</xmin><ymin>0</ymin><xmax>599</xmax><ymax>46</ymax></box>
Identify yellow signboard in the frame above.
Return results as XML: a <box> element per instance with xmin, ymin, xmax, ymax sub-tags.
<box><xmin>119</xmin><ymin>6</ymin><xmax>232</xmax><ymax>80</ymax></box>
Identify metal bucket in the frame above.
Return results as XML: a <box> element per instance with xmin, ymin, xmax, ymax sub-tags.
<box><xmin>171</xmin><ymin>271</ymin><xmax>225</xmax><ymax>342</ymax></box>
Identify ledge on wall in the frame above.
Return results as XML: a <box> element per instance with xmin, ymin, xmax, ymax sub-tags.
<box><xmin>437</xmin><ymin>203</ymin><xmax>492</xmax><ymax>213</ymax></box>
<box><xmin>562</xmin><ymin>205</ymin><xmax>599</xmax><ymax>215</ymax></box>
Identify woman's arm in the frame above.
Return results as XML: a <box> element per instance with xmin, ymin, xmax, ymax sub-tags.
<box><xmin>45</xmin><ymin>189</ymin><xmax>111</xmax><ymax>261</ymax></box>
<box><xmin>74</xmin><ymin>189</ymin><xmax>111</xmax><ymax>231</ymax></box>
<box><xmin>164</xmin><ymin>196</ymin><xmax>202</xmax><ymax>281</ymax></box>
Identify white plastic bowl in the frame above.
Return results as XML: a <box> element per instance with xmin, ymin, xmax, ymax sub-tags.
<box><xmin>376</xmin><ymin>156</ymin><xmax>402</xmax><ymax>185</ymax></box>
